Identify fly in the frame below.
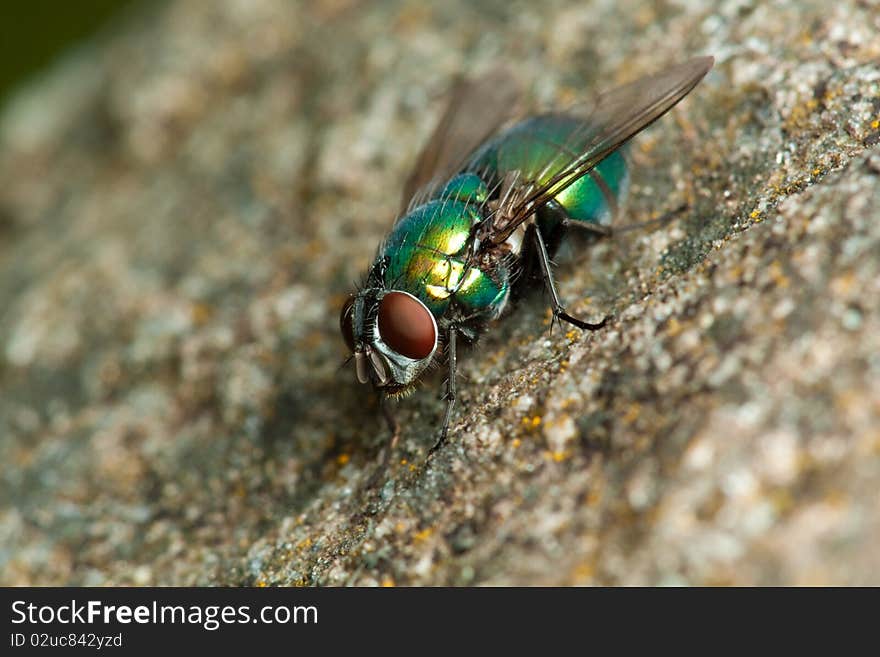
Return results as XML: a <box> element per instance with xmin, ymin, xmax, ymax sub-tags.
<box><xmin>339</xmin><ymin>56</ymin><xmax>714</xmax><ymax>459</ymax></box>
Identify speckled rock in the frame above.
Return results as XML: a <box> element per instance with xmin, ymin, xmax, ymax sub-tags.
<box><xmin>1</xmin><ymin>0</ymin><xmax>879</xmax><ymax>586</ymax></box>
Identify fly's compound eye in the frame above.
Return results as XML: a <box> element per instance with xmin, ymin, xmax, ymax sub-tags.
<box><xmin>340</xmin><ymin>297</ymin><xmax>356</xmax><ymax>352</ymax></box>
<box><xmin>377</xmin><ymin>291</ymin><xmax>437</xmax><ymax>360</ymax></box>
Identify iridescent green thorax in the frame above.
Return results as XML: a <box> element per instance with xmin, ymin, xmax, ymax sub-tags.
<box><xmin>381</xmin><ymin>180</ymin><xmax>509</xmax><ymax>319</ymax></box>
<box><xmin>468</xmin><ymin>114</ymin><xmax>629</xmax><ymax>226</ymax></box>
<box><xmin>435</xmin><ymin>172</ymin><xmax>489</xmax><ymax>204</ymax></box>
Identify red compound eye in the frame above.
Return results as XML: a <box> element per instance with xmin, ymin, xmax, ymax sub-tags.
<box><xmin>378</xmin><ymin>292</ymin><xmax>436</xmax><ymax>360</ymax></box>
<box><xmin>340</xmin><ymin>297</ymin><xmax>355</xmax><ymax>352</ymax></box>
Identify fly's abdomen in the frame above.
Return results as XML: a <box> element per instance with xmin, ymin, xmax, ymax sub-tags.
<box><xmin>382</xmin><ymin>190</ymin><xmax>509</xmax><ymax>319</ymax></box>
<box><xmin>469</xmin><ymin>114</ymin><xmax>629</xmax><ymax>227</ymax></box>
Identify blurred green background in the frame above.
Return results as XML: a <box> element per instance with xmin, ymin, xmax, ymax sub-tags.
<box><xmin>1</xmin><ymin>1</ymin><xmax>145</xmax><ymax>108</ymax></box>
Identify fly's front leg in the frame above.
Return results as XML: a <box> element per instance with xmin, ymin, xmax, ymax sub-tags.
<box><xmin>366</xmin><ymin>395</ymin><xmax>400</xmax><ymax>489</ymax></box>
<box><xmin>607</xmin><ymin>202</ymin><xmax>688</xmax><ymax>235</ymax></box>
<box><xmin>532</xmin><ymin>225</ymin><xmax>607</xmax><ymax>331</ymax></box>
<box><xmin>561</xmin><ymin>219</ymin><xmax>612</xmax><ymax>237</ymax></box>
<box><xmin>428</xmin><ymin>324</ymin><xmax>458</xmax><ymax>459</ymax></box>
<box><xmin>381</xmin><ymin>395</ymin><xmax>400</xmax><ymax>451</ymax></box>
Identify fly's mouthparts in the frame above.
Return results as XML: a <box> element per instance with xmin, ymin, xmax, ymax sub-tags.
<box><xmin>354</xmin><ymin>350</ymin><xmax>370</xmax><ymax>384</ymax></box>
<box><xmin>355</xmin><ymin>346</ymin><xmax>390</xmax><ymax>386</ymax></box>
<box><xmin>369</xmin><ymin>350</ymin><xmax>390</xmax><ymax>385</ymax></box>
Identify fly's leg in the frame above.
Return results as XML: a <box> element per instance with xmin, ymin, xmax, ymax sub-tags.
<box><xmin>532</xmin><ymin>225</ymin><xmax>607</xmax><ymax>331</ymax></box>
<box><xmin>366</xmin><ymin>395</ymin><xmax>400</xmax><ymax>488</ymax></box>
<box><xmin>609</xmin><ymin>202</ymin><xmax>688</xmax><ymax>235</ymax></box>
<box><xmin>428</xmin><ymin>325</ymin><xmax>458</xmax><ymax>459</ymax></box>
<box><xmin>381</xmin><ymin>395</ymin><xmax>400</xmax><ymax>451</ymax></box>
<box><xmin>560</xmin><ymin>219</ymin><xmax>612</xmax><ymax>237</ymax></box>
<box><xmin>561</xmin><ymin>202</ymin><xmax>688</xmax><ymax>237</ymax></box>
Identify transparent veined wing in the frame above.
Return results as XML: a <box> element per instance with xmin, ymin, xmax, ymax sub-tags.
<box><xmin>399</xmin><ymin>68</ymin><xmax>521</xmax><ymax>215</ymax></box>
<box><xmin>476</xmin><ymin>56</ymin><xmax>714</xmax><ymax>247</ymax></box>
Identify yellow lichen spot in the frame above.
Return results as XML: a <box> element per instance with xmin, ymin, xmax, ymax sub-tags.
<box><xmin>296</xmin><ymin>537</ymin><xmax>313</xmax><ymax>551</ymax></box>
<box><xmin>666</xmin><ymin>317</ymin><xmax>682</xmax><ymax>337</ymax></box>
<box><xmin>749</xmin><ymin>209</ymin><xmax>762</xmax><ymax>220</ymax></box>
<box><xmin>871</xmin><ymin>119</ymin><xmax>880</xmax><ymax>130</ymax></box>
<box><xmin>768</xmin><ymin>261</ymin><xmax>790</xmax><ymax>289</ymax></box>
<box><xmin>409</xmin><ymin>464</ymin><xmax>416</xmax><ymax>472</ymax></box>
<box><xmin>304</xmin><ymin>239</ymin><xmax>323</xmax><ymax>257</ymax></box>
<box><xmin>571</xmin><ymin>562</ymin><xmax>595</xmax><ymax>581</ymax></box>
<box><xmin>830</xmin><ymin>271</ymin><xmax>856</xmax><ymax>297</ymax></box>
<box><xmin>869</xmin><ymin>431</ymin><xmax>880</xmax><ymax>456</ymax></box>
<box><xmin>303</xmin><ymin>330</ymin><xmax>324</xmax><ymax>349</ymax></box>
<box><xmin>622</xmin><ymin>402</ymin><xmax>641</xmax><ymax>425</ymax></box>
<box><xmin>521</xmin><ymin>415</ymin><xmax>541</xmax><ymax>428</ymax></box>
<box><xmin>811</xmin><ymin>168</ymin><xmax>821</xmax><ymax>176</ymax></box>
<box><xmin>558</xmin><ymin>87</ymin><xmax>578</xmax><ymax>105</ymax></box>
<box><xmin>771</xmin><ymin>489</ymin><xmax>794</xmax><ymax>513</ymax></box>
<box><xmin>413</xmin><ymin>527</ymin><xmax>434</xmax><ymax>542</ymax></box>
<box><xmin>191</xmin><ymin>302</ymin><xmax>213</xmax><ymax>326</ymax></box>
<box><xmin>824</xmin><ymin>489</ymin><xmax>847</xmax><ymax>508</ymax></box>
<box><xmin>511</xmin><ymin>438</ymin><xmax>521</xmax><ymax>449</ymax></box>
<box><xmin>639</xmin><ymin>133</ymin><xmax>658</xmax><ymax>154</ymax></box>
<box><xmin>256</xmin><ymin>579</ymin><xmax>267</xmax><ymax>587</ymax></box>
<box><xmin>336</xmin><ymin>453</ymin><xmax>350</xmax><ymax>466</ymax></box>
<box><xmin>546</xmin><ymin>450</ymin><xmax>570</xmax><ymax>463</ymax></box>
<box><xmin>381</xmin><ymin>578</ymin><xmax>396</xmax><ymax>587</ymax></box>
<box><xmin>565</xmin><ymin>329</ymin><xmax>579</xmax><ymax>341</ymax></box>
<box><xmin>833</xmin><ymin>389</ymin><xmax>860</xmax><ymax>414</ymax></box>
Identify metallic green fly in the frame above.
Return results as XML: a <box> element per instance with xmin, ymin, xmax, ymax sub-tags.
<box><xmin>340</xmin><ymin>56</ymin><xmax>714</xmax><ymax>457</ymax></box>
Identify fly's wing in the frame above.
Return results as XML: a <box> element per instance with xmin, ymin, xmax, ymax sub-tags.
<box><xmin>483</xmin><ymin>56</ymin><xmax>714</xmax><ymax>246</ymax></box>
<box><xmin>399</xmin><ymin>69</ymin><xmax>521</xmax><ymax>214</ymax></box>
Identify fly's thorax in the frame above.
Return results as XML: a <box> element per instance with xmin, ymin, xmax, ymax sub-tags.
<box><xmin>382</xmin><ymin>193</ymin><xmax>511</xmax><ymax>322</ymax></box>
<box><xmin>340</xmin><ymin>287</ymin><xmax>439</xmax><ymax>392</ymax></box>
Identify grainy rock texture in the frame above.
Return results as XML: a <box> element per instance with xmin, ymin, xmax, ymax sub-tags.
<box><xmin>2</xmin><ymin>0</ymin><xmax>879</xmax><ymax>586</ymax></box>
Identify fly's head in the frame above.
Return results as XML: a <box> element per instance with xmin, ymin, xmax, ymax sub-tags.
<box><xmin>340</xmin><ymin>286</ymin><xmax>439</xmax><ymax>396</ymax></box>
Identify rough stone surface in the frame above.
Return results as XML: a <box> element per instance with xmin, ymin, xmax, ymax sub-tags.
<box><xmin>2</xmin><ymin>0</ymin><xmax>879</xmax><ymax>586</ymax></box>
